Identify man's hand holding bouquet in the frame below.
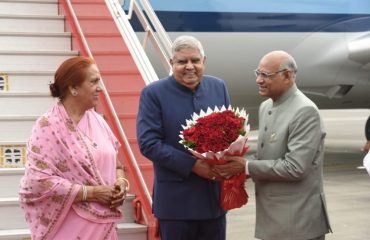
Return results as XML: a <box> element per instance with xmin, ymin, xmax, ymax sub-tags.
<box><xmin>179</xmin><ymin>105</ymin><xmax>250</xmax><ymax>210</ymax></box>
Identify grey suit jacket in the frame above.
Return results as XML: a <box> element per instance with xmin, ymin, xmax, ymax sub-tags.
<box><xmin>249</xmin><ymin>84</ymin><xmax>332</xmax><ymax>240</ymax></box>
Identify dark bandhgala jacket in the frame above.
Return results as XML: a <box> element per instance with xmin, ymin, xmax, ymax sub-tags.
<box><xmin>137</xmin><ymin>75</ymin><xmax>230</xmax><ymax>219</ymax></box>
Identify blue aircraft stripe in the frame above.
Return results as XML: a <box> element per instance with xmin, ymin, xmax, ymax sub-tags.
<box><xmin>131</xmin><ymin>12</ymin><xmax>370</xmax><ymax>32</ymax></box>
<box><xmin>147</xmin><ymin>0</ymin><xmax>370</xmax><ymax>14</ymax></box>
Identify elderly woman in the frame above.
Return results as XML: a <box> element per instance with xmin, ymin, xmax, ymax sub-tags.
<box><xmin>19</xmin><ymin>56</ymin><xmax>129</xmax><ymax>240</ymax></box>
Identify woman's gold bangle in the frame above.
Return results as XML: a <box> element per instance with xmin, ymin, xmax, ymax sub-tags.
<box><xmin>82</xmin><ymin>185</ymin><xmax>88</xmax><ymax>201</ymax></box>
<box><xmin>117</xmin><ymin>177</ymin><xmax>130</xmax><ymax>191</ymax></box>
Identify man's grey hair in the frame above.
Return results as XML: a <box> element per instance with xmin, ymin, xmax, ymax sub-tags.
<box><xmin>280</xmin><ymin>54</ymin><xmax>298</xmax><ymax>79</ymax></box>
<box><xmin>171</xmin><ymin>35</ymin><xmax>205</xmax><ymax>58</ymax></box>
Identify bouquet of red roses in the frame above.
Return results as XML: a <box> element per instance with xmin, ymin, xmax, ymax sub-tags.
<box><xmin>179</xmin><ymin>105</ymin><xmax>250</xmax><ymax>211</ymax></box>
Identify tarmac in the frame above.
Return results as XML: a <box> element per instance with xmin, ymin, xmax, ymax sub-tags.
<box><xmin>226</xmin><ymin>109</ymin><xmax>370</xmax><ymax>240</ymax></box>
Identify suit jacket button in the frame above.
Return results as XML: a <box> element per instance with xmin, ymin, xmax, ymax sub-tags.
<box><xmin>268</xmin><ymin>110</ymin><xmax>272</xmax><ymax>115</ymax></box>
<box><xmin>261</xmin><ymin>142</ymin><xmax>264</xmax><ymax>148</ymax></box>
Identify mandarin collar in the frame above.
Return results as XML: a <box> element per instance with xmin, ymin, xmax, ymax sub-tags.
<box><xmin>272</xmin><ymin>83</ymin><xmax>298</xmax><ymax>107</ymax></box>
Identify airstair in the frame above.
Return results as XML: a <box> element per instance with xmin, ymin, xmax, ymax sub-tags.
<box><xmin>0</xmin><ymin>0</ymin><xmax>171</xmax><ymax>239</ymax></box>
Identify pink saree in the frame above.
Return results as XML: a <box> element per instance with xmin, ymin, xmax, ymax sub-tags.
<box><xmin>19</xmin><ymin>103</ymin><xmax>122</xmax><ymax>240</ymax></box>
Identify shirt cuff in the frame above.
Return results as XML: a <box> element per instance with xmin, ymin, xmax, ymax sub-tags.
<box><xmin>245</xmin><ymin>160</ymin><xmax>250</xmax><ymax>176</ymax></box>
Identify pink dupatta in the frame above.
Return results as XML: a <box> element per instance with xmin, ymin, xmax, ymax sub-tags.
<box><xmin>19</xmin><ymin>103</ymin><xmax>122</xmax><ymax>240</ymax></box>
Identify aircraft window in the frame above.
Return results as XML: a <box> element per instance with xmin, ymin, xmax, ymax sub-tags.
<box><xmin>2</xmin><ymin>146</ymin><xmax>24</xmax><ymax>167</ymax></box>
<box><xmin>0</xmin><ymin>75</ymin><xmax>4</xmax><ymax>91</ymax></box>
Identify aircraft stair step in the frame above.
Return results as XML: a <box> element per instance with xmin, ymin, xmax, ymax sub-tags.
<box><xmin>108</xmin><ymin>91</ymin><xmax>141</xmax><ymax>115</ymax></box>
<box><xmin>0</xmin><ymin>228</ymin><xmax>29</xmax><ymax>240</ymax></box>
<box><xmin>99</xmin><ymin>70</ymin><xmax>144</xmax><ymax>92</ymax></box>
<box><xmin>67</xmin><ymin>0</ymin><xmax>111</xmax><ymax>17</ymax></box>
<box><xmin>0</xmin><ymin>92</ymin><xmax>55</xmax><ymax>116</ymax></box>
<box><xmin>93</xmin><ymin>51</ymin><xmax>139</xmax><ymax>72</ymax></box>
<box><xmin>0</xmin><ymin>50</ymin><xmax>78</xmax><ymax>72</ymax></box>
<box><xmin>0</xmin><ymin>14</ymin><xmax>64</xmax><ymax>33</ymax></box>
<box><xmin>85</xmin><ymin>33</ymin><xmax>129</xmax><ymax>52</ymax></box>
<box><xmin>0</xmin><ymin>32</ymin><xmax>71</xmax><ymax>51</ymax></box>
<box><xmin>0</xmin><ymin>222</ymin><xmax>147</xmax><ymax>240</ymax></box>
<box><xmin>72</xmin><ymin>16</ymin><xmax>118</xmax><ymax>34</ymax></box>
<box><xmin>0</xmin><ymin>0</ymin><xmax>58</xmax><ymax>16</ymax></box>
<box><xmin>0</xmin><ymin>71</ymin><xmax>54</xmax><ymax>92</ymax></box>
<box><xmin>0</xmin><ymin>197</ymin><xmax>28</xmax><ymax>229</ymax></box>
<box><xmin>0</xmin><ymin>168</ymin><xmax>24</xmax><ymax>198</ymax></box>
<box><xmin>0</xmin><ymin>116</ymin><xmax>38</xmax><ymax>142</ymax></box>
<box><xmin>116</xmin><ymin>223</ymin><xmax>147</xmax><ymax>240</ymax></box>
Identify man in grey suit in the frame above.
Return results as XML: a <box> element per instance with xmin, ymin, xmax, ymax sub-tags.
<box><xmin>214</xmin><ymin>51</ymin><xmax>332</xmax><ymax>240</ymax></box>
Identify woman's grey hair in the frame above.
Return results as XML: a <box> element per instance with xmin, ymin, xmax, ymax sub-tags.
<box><xmin>280</xmin><ymin>54</ymin><xmax>298</xmax><ymax>78</ymax></box>
<box><xmin>171</xmin><ymin>35</ymin><xmax>205</xmax><ymax>58</ymax></box>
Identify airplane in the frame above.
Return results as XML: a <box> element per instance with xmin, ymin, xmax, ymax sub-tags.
<box><xmin>126</xmin><ymin>0</ymin><xmax>370</xmax><ymax>128</ymax></box>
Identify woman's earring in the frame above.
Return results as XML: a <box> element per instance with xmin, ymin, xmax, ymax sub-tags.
<box><xmin>71</xmin><ymin>90</ymin><xmax>78</xmax><ymax>96</ymax></box>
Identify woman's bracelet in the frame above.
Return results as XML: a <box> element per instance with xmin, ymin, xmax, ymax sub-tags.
<box><xmin>82</xmin><ymin>185</ymin><xmax>88</xmax><ymax>201</ymax></box>
<box><xmin>117</xmin><ymin>177</ymin><xmax>130</xmax><ymax>191</ymax></box>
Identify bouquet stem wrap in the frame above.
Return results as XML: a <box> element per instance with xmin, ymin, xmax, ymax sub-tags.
<box><xmin>180</xmin><ymin>106</ymin><xmax>250</xmax><ymax>211</ymax></box>
<box><xmin>221</xmin><ymin>172</ymin><xmax>248</xmax><ymax>210</ymax></box>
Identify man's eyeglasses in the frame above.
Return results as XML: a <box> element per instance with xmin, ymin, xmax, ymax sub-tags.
<box><xmin>254</xmin><ymin>69</ymin><xmax>288</xmax><ymax>79</ymax></box>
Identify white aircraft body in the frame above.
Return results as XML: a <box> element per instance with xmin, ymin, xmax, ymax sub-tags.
<box><xmin>130</xmin><ymin>0</ymin><xmax>370</xmax><ymax>127</ymax></box>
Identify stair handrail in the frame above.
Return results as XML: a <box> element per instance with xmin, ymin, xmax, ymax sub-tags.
<box><xmin>133</xmin><ymin>0</ymin><xmax>172</xmax><ymax>57</ymax></box>
<box><xmin>106</xmin><ymin>0</ymin><xmax>167</xmax><ymax>84</ymax></box>
<box><xmin>63</xmin><ymin>0</ymin><xmax>153</xmax><ymax>222</ymax></box>
<box><xmin>112</xmin><ymin>0</ymin><xmax>172</xmax><ymax>76</ymax></box>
